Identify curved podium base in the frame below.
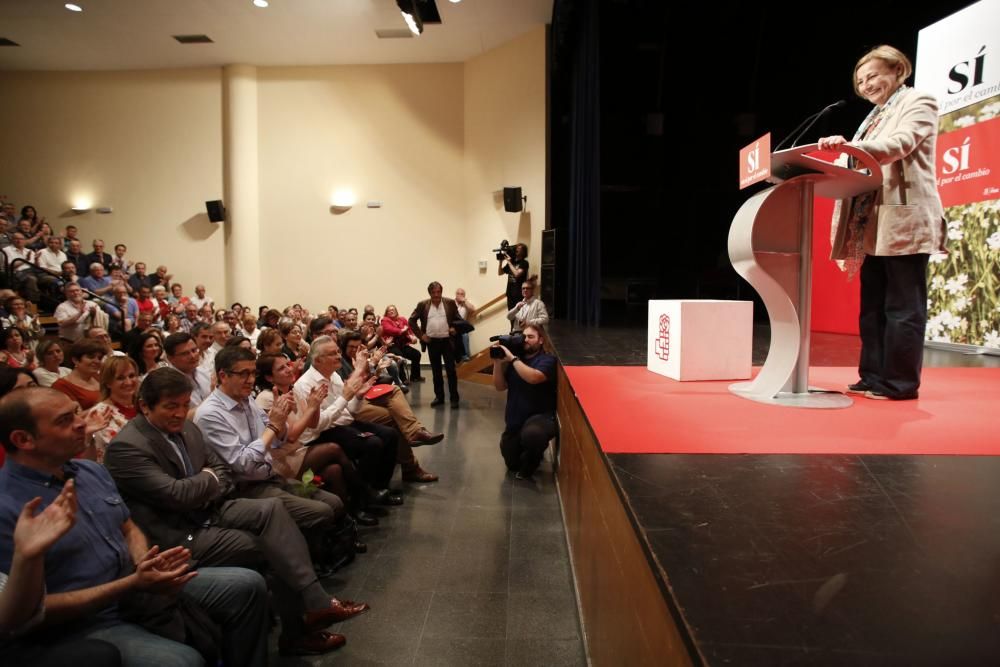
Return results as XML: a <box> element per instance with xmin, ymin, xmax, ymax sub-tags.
<box><xmin>729</xmin><ymin>382</ymin><xmax>854</xmax><ymax>409</ymax></box>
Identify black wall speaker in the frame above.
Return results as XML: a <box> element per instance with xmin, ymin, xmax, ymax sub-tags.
<box><xmin>206</xmin><ymin>200</ymin><xmax>225</xmax><ymax>223</ymax></box>
<box><xmin>503</xmin><ymin>187</ymin><xmax>523</xmax><ymax>213</ymax></box>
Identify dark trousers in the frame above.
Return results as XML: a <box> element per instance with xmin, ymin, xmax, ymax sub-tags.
<box><xmin>858</xmin><ymin>253</ymin><xmax>929</xmax><ymax>398</ymax></box>
<box><xmin>320</xmin><ymin>420</ymin><xmax>399</xmax><ymax>489</ymax></box>
<box><xmin>190</xmin><ymin>493</ymin><xmax>332</xmax><ymax>634</ymax></box>
<box><xmin>500</xmin><ymin>413</ymin><xmax>557</xmax><ymax>476</ymax></box>
<box><xmin>392</xmin><ymin>343</ymin><xmax>423</xmax><ymax>380</ymax></box>
<box><xmin>427</xmin><ymin>337</ymin><xmax>459</xmax><ymax>402</ymax></box>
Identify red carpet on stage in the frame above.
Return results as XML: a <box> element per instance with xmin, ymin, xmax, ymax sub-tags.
<box><xmin>563</xmin><ymin>366</ymin><xmax>1000</xmax><ymax>456</ymax></box>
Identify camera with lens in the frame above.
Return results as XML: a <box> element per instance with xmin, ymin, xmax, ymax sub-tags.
<box><xmin>489</xmin><ymin>333</ymin><xmax>525</xmax><ymax>359</ymax></box>
<box><xmin>492</xmin><ymin>239</ymin><xmax>515</xmax><ymax>262</ymax></box>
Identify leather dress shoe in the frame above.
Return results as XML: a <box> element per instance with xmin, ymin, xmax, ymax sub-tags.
<box><xmin>304</xmin><ymin>598</ymin><xmax>370</xmax><ymax>632</ymax></box>
<box><xmin>411</xmin><ymin>429</ymin><xmax>444</xmax><ymax>446</ymax></box>
<box><xmin>846</xmin><ymin>381</ymin><xmax>872</xmax><ymax>394</ymax></box>
<box><xmin>354</xmin><ymin>540</ymin><xmax>368</xmax><ymax>554</ymax></box>
<box><xmin>411</xmin><ymin>376</ymin><xmax>426</xmax><ymax>382</ymax></box>
<box><xmin>402</xmin><ymin>466</ymin><xmax>439</xmax><ymax>483</ymax></box>
<box><xmin>380</xmin><ymin>491</ymin><xmax>404</xmax><ymax>506</ymax></box>
<box><xmin>352</xmin><ymin>510</ymin><xmax>379</xmax><ymax>527</ymax></box>
<box><xmin>430</xmin><ymin>398</ymin><xmax>445</xmax><ymax>407</ymax></box>
<box><xmin>278</xmin><ymin>630</ymin><xmax>346</xmax><ymax>656</ymax></box>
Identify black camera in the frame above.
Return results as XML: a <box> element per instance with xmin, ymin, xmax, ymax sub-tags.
<box><xmin>493</xmin><ymin>239</ymin><xmax>515</xmax><ymax>262</ymax></box>
<box><xmin>489</xmin><ymin>333</ymin><xmax>525</xmax><ymax>359</ymax></box>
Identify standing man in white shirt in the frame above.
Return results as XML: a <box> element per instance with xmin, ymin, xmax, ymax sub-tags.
<box><xmin>409</xmin><ymin>282</ymin><xmax>461</xmax><ymax>409</ymax></box>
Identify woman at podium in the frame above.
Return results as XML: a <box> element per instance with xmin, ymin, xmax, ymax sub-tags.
<box><xmin>818</xmin><ymin>45</ymin><xmax>946</xmax><ymax>401</ymax></box>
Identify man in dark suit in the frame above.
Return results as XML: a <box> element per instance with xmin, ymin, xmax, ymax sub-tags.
<box><xmin>409</xmin><ymin>281</ymin><xmax>461</xmax><ymax>408</ymax></box>
<box><xmin>104</xmin><ymin>367</ymin><xmax>367</xmax><ymax>656</ymax></box>
<box><xmin>83</xmin><ymin>238</ymin><xmax>114</xmax><ymax>272</ymax></box>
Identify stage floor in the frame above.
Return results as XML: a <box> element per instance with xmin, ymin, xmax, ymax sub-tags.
<box><xmin>547</xmin><ymin>321</ymin><xmax>1000</xmax><ymax>666</ymax></box>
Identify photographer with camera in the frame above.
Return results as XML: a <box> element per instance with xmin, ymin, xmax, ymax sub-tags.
<box><xmin>490</xmin><ymin>324</ymin><xmax>557</xmax><ymax>480</ymax></box>
<box><xmin>495</xmin><ymin>241</ymin><xmax>529</xmax><ymax>311</ymax></box>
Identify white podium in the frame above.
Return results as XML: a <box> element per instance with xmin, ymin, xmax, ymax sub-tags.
<box><xmin>728</xmin><ymin>143</ymin><xmax>881</xmax><ymax>408</ymax></box>
<box><xmin>647</xmin><ymin>299</ymin><xmax>753</xmax><ymax>381</ymax></box>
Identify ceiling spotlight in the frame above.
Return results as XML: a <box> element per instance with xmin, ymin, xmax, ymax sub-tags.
<box><xmin>396</xmin><ymin>0</ymin><xmax>423</xmax><ymax>36</ymax></box>
<box><xmin>252</xmin><ymin>0</ymin><xmax>268</xmax><ymax>7</ymax></box>
<box><xmin>65</xmin><ymin>3</ymin><xmax>83</xmax><ymax>11</ymax></box>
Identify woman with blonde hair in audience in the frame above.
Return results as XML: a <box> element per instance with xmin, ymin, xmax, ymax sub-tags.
<box><xmin>84</xmin><ymin>355</ymin><xmax>139</xmax><ymax>463</ymax></box>
<box><xmin>33</xmin><ymin>339</ymin><xmax>71</xmax><ymax>387</ymax></box>
<box><xmin>1</xmin><ymin>328</ymin><xmax>35</xmax><ymax>370</ymax></box>
<box><xmin>129</xmin><ymin>330</ymin><xmax>167</xmax><ymax>378</ymax></box>
<box><xmin>2</xmin><ymin>296</ymin><xmax>42</xmax><ymax>350</ymax></box>
<box><xmin>241</xmin><ymin>311</ymin><xmax>261</xmax><ymax>347</ymax></box>
<box><xmin>52</xmin><ymin>338</ymin><xmax>106</xmax><ymax>410</ymax></box>
<box><xmin>255</xmin><ymin>353</ymin><xmax>380</xmax><ymax>526</ymax></box>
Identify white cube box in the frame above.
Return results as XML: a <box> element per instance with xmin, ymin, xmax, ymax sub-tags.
<box><xmin>647</xmin><ymin>300</ymin><xmax>753</xmax><ymax>381</ymax></box>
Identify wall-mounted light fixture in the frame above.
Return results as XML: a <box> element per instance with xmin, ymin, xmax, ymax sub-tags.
<box><xmin>71</xmin><ymin>197</ymin><xmax>93</xmax><ymax>213</ymax></box>
<box><xmin>330</xmin><ymin>188</ymin><xmax>357</xmax><ymax>214</ymax></box>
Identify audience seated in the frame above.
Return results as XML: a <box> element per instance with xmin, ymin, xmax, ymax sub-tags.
<box><xmin>79</xmin><ymin>263</ymin><xmax>114</xmax><ymax>297</ymax></box>
<box><xmin>0</xmin><ymin>387</ymin><xmax>272</xmax><ymax>666</ymax></box>
<box><xmin>381</xmin><ymin>304</ymin><xmax>424</xmax><ymax>383</ymax></box>
<box><xmin>189</xmin><ymin>285</ymin><xmax>213</xmax><ymax>311</ymax></box>
<box><xmin>84</xmin><ymin>355</ymin><xmax>140</xmax><ymax>463</ymax></box>
<box><xmin>162</xmin><ymin>333</ymin><xmax>212</xmax><ymax>414</ymax></box>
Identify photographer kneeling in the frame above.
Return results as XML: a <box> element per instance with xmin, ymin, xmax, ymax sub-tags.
<box><xmin>491</xmin><ymin>324</ymin><xmax>557</xmax><ymax>480</ymax></box>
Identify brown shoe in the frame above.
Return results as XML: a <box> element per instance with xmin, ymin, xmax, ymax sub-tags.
<box><xmin>402</xmin><ymin>466</ymin><xmax>439</xmax><ymax>483</ymax></box>
<box><xmin>278</xmin><ymin>630</ymin><xmax>346</xmax><ymax>656</ymax></box>
<box><xmin>411</xmin><ymin>429</ymin><xmax>444</xmax><ymax>446</ymax></box>
<box><xmin>304</xmin><ymin>597</ymin><xmax>370</xmax><ymax>632</ymax></box>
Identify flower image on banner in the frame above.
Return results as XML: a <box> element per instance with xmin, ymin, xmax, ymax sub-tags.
<box><xmin>928</xmin><ymin>96</ymin><xmax>1000</xmax><ymax>349</ymax></box>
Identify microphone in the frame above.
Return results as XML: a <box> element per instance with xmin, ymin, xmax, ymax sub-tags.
<box><xmin>773</xmin><ymin>100</ymin><xmax>845</xmax><ymax>151</ymax></box>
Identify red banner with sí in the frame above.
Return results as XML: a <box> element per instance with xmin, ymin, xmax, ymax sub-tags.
<box><xmin>936</xmin><ymin>115</ymin><xmax>1000</xmax><ymax>208</ymax></box>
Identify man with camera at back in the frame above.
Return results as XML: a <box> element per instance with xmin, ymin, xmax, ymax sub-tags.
<box><xmin>490</xmin><ymin>324</ymin><xmax>557</xmax><ymax>480</ymax></box>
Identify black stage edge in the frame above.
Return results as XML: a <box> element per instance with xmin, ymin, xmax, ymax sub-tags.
<box><xmin>547</xmin><ymin>319</ymin><xmax>1000</xmax><ymax>667</ymax></box>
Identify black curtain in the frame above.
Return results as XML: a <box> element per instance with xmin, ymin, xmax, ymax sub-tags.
<box><xmin>564</xmin><ymin>0</ymin><xmax>601</xmax><ymax>325</ymax></box>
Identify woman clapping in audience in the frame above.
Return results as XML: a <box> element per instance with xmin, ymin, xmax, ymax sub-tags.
<box><xmin>85</xmin><ymin>355</ymin><xmax>139</xmax><ymax>463</ymax></box>
<box><xmin>2</xmin><ymin>297</ymin><xmax>42</xmax><ymax>350</ymax></box>
<box><xmin>255</xmin><ymin>354</ymin><xmax>381</xmax><ymax>526</ymax></box>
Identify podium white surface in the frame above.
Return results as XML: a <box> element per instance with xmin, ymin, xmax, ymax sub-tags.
<box><xmin>728</xmin><ymin>143</ymin><xmax>881</xmax><ymax>408</ymax></box>
<box><xmin>646</xmin><ymin>299</ymin><xmax>753</xmax><ymax>382</ymax></box>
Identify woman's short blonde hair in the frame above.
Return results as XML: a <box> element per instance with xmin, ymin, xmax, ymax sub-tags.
<box><xmin>853</xmin><ymin>45</ymin><xmax>912</xmax><ymax>97</ymax></box>
<box><xmin>99</xmin><ymin>355</ymin><xmax>139</xmax><ymax>400</ymax></box>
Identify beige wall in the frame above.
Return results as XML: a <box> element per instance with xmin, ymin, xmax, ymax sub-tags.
<box><xmin>463</xmin><ymin>27</ymin><xmax>547</xmax><ymax>351</ymax></box>
<box><xmin>0</xmin><ymin>68</ymin><xmax>226</xmax><ymax>298</ymax></box>
<box><xmin>0</xmin><ymin>29</ymin><xmax>547</xmax><ymax>352</ymax></box>
<box><xmin>256</xmin><ymin>63</ymin><xmax>466</xmax><ymax>318</ymax></box>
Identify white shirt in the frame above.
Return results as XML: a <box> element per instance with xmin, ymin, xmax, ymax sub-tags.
<box><xmin>165</xmin><ymin>360</ymin><xmax>213</xmax><ymax>407</ymax></box>
<box><xmin>54</xmin><ymin>299</ymin><xmax>97</xmax><ymax>341</ymax></box>
<box><xmin>292</xmin><ymin>365</ymin><xmax>363</xmax><ymax>444</ymax></box>
<box><xmin>35</xmin><ymin>248</ymin><xmax>67</xmax><ymax>273</ymax></box>
<box><xmin>199</xmin><ymin>341</ymin><xmax>223</xmax><ymax>372</ymax></box>
<box><xmin>190</xmin><ymin>295</ymin><xmax>213</xmax><ymax>310</ymax></box>
<box><xmin>426</xmin><ymin>302</ymin><xmax>449</xmax><ymax>338</ymax></box>
<box><xmin>2</xmin><ymin>246</ymin><xmax>33</xmax><ymax>272</ymax></box>
<box><xmin>34</xmin><ymin>366</ymin><xmax>72</xmax><ymax>387</ymax></box>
